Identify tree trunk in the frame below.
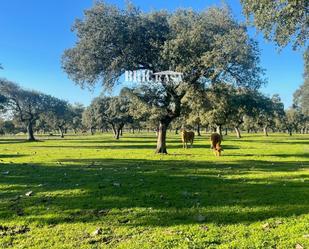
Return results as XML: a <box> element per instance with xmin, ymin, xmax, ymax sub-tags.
<box><xmin>216</xmin><ymin>125</ymin><xmax>223</xmax><ymax>139</ymax></box>
<box><xmin>175</xmin><ymin>128</ymin><xmax>178</xmax><ymax>135</ymax></box>
<box><xmin>235</xmin><ymin>127</ymin><xmax>241</xmax><ymax>138</ymax></box>
<box><xmin>90</xmin><ymin>127</ymin><xmax>94</xmax><ymax>135</ymax></box>
<box><xmin>27</xmin><ymin>121</ymin><xmax>35</xmax><ymax>141</ymax></box>
<box><xmin>263</xmin><ymin>125</ymin><xmax>268</xmax><ymax>136</ymax></box>
<box><xmin>224</xmin><ymin>128</ymin><xmax>228</xmax><ymax>136</ymax></box>
<box><xmin>288</xmin><ymin>128</ymin><xmax>292</xmax><ymax>136</ymax></box>
<box><xmin>114</xmin><ymin>124</ymin><xmax>124</xmax><ymax>140</ymax></box>
<box><xmin>115</xmin><ymin>128</ymin><xmax>121</xmax><ymax>139</ymax></box>
<box><xmin>197</xmin><ymin>123</ymin><xmax>201</xmax><ymax>136</ymax></box>
<box><xmin>155</xmin><ymin>121</ymin><xmax>169</xmax><ymax>154</ymax></box>
<box><xmin>59</xmin><ymin>127</ymin><xmax>64</xmax><ymax>138</ymax></box>
<box><xmin>111</xmin><ymin>124</ymin><xmax>117</xmax><ymax>137</ymax></box>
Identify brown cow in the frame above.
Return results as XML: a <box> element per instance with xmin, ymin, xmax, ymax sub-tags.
<box><xmin>181</xmin><ymin>130</ymin><xmax>195</xmax><ymax>148</ymax></box>
<box><xmin>210</xmin><ymin>133</ymin><xmax>223</xmax><ymax>156</ymax></box>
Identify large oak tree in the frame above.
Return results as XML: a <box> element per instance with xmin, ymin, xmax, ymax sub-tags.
<box><xmin>62</xmin><ymin>2</ymin><xmax>264</xmax><ymax>153</ymax></box>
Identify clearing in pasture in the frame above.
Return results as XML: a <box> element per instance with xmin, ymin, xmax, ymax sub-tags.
<box><xmin>0</xmin><ymin>133</ymin><xmax>308</xmax><ymax>248</ymax></box>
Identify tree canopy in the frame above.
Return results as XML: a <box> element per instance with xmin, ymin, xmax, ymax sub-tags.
<box><xmin>87</xmin><ymin>95</ymin><xmax>132</xmax><ymax>139</ymax></box>
<box><xmin>241</xmin><ymin>0</ymin><xmax>308</xmax><ymax>49</ymax></box>
<box><xmin>294</xmin><ymin>48</ymin><xmax>309</xmax><ymax>115</ymax></box>
<box><xmin>0</xmin><ymin>79</ymin><xmax>72</xmax><ymax>141</ymax></box>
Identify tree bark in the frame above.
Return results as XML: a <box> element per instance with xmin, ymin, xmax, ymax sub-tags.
<box><xmin>114</xmin><ymin>124</ymin><xmax>124</xmax><ymax>140</ymax></box>
<box><xmin>197</xmin><ymin>123</ymin><xmax>201</xmax><ymax>136</ymax></box>
<box><xmin>115</xmin><ymin>128</ymin><xmax>121</xmax><ymax>139</ymax></box>
<box><xmin>216</xmin><ymin>125</ymin><xmax>223</xmax><ymax>139</ymax></box>
<box><xmin>288</xmin><ymin>128</ymin><xmax>292</xmax><ymax>136</ymax></box>
<box><xmin>263</xmin><ymin>125</ymin><xmax>268</xmax><ymax>136</ymax></box>
<box><xmin>27</xmin><ymin>121</ymin><xmax>35</xmax><ymax>141</ymax></box>
<box><xmin>235</xmin><ymin>127</ymin><xmax>241</xmax><ymax>138</ymax></box>
<box><xmin>155</xmin><ymin>120</ymin><xmax>170</xmax><ymax>154</ymax></box>
<box><xmin>224</xmin><ymin>128</ymin><xmax>228</xmax><ymax>136</ymax></box>
<box><xmin>111</xmin><ymin>124</ymin><xmax>117</xmax><ymax>137</ymax></box>
<box><xmin>59</xmin><ymin>127</ymin><xmax>64</xmax><ymax>138</ymax></box>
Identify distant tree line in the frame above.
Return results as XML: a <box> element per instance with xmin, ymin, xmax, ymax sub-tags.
<box><xmin>0</xmin><ymin>79</ymin><xmax>84</xmax><ymax>141</ymax></box>
<box><xmin>0</xmin><ymin>1</ymin><xmax>308</xmax><ymax>154</ymax></box>
<box><xmin>1</xmin><ymin>76</ymin><xmax>307</xmax><ymax>143</ymax></box>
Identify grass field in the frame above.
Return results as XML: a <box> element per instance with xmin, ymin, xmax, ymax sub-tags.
<box><xmin>0</xmin><ymin>132</ymin><xmax>308</xmax><ymax>248</ymax></box>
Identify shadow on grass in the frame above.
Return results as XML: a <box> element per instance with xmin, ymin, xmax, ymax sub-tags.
<box><xmin>233</xmin><ymin>139</ymin><xmax>309</xmax><ymax>145</ymax></box>
<box><xmin>0</xmin><ymin>139</ymin><xmax>29</xmax><ymax>144</ymax></box>
<box><xmin>223</xmin><ymin>153</ymin><xmax>309</xmax><ymax>158</ymax></box>
<box><xmin>0</xmin><ymin>139</ymin><xmax>45</xmax><ymax>144</ymax></box>
<box><xmin>0</xmin><ymin>157</ymin><xmax>308</xmax><ymax>227</ymax></box>
<box><xmin>32</xmin><ymin>144</ymin><xmax>240</xmax><ymax>150</ymax></box>
<box><xmin>0</xmin><ymin>154</ymin><xmax>26</xmax><ymax>159</ymax></box>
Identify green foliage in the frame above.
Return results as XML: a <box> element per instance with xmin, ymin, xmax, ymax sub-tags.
<box><xmin>62</xmin><ymin>2</ymin><xmax>265</xmax><ymax>152</ymax></box>
<box><xmin>82</xmin><ymin>106</ymin><xmax>97</xmax><ymax>134</ymax></box>
<box><xmin>249</xmin><ymin>94</ymin><xmax>285</xmax><ymax>131</ymax></box>
<box><xmin>0</xmin><ymin>120</ymin><xmax>15</xmax><ymax>134</ymax></box>
<box><xmin>70</xmin><ymin>103</ymin><xmax>85</xmax><ymax>133</ymax></box>
<box><xmin>0</xmin><ymin>79</ymin><xmax>77</xmax><ymax>140</ymax></box>
<box><xmin>285</xmin><ymin>108</ymin><xmax>306</xmax><ymax>135</ymax></box>
<box><xmin>294</xmin><ymin>47</ymin><xmax>309</xmax><ymax>116</ymax></box>
<box><xmin>241</xmin><ymin>0</ymin><xmax>308</xmax><ymax>49</ymax></box>
<box><xmin>0</xmin><ymin>94</ymin><xmax>7</xmax><ymax>111</ymax></box>
<box><xmin>85</xmin><ymin>95</ymin><xmax>132</xmax><ymax>138</ymax></box>
<box><xmin>63</xmin><ymin>2</ymin><xmax>264</xmax><ymax>89</ymax></box>
<box><xmin>0</xmin><ymin>133</ymin><xmax>308</xmax><ymax>248</ymax></box>
<box><xmin>39</xmin><ymin>100</ymin><xmax>73</xmax><ymax>137</ymax></box>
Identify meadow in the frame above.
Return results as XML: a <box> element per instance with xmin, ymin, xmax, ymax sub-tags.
<box><xmin>0</xmin><ymin>132</ymin><xmax>308</xmax><ymax>248</ymax></box>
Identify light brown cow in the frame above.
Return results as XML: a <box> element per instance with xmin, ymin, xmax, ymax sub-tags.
<box><xmin>210</xmin><ymin>133</ymin><xmax>223</xmax><ymax>156</ymax></box>
<box><xmin>181</xmin><ymin>130</ymin><xmax>195</xmax><ymax>148</ymax></box>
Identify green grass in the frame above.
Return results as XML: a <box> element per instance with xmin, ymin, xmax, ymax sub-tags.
<box><xmin>0</xmin><ymin>132</ymin><xmax>308</xmax><ymax>248</ymax></box>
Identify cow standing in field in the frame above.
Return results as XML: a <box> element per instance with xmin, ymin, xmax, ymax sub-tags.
<box><xmin>181</xmin><ymin>130</ymin><xmax>195</xmax><ymax>149</ymax></box>
<box><xmin>210</xmin><ymin>133</ymin><xmax>223</xmax><ymax>156</ymax></box>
